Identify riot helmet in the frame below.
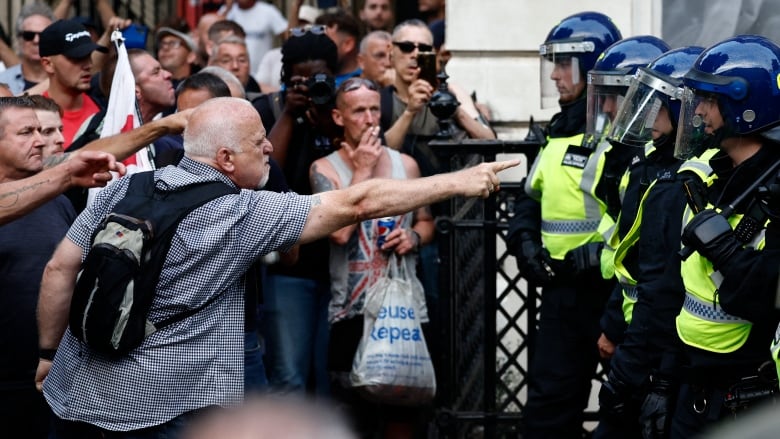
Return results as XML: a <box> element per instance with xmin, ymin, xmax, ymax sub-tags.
<box><xmin>539</xmin><ymin>11</ymin><xmax>622</xmax><ymax>109</ymax></box>
<box><xmin>675</xmin><ymin>35</ymin><xmax>780</xmax><ymax>159</ymax></box>
<box><xmin>584</xmin><ymin>35</ymin><xmax>670</xmax><ymax>149</ymax></box>
<box><xmin>609</xmin><ymin>46</ymin><xmax>704</xmax><ymax>148</ymax></box>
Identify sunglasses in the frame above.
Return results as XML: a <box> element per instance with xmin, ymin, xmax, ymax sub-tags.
<box><xmin>290</xmin><ymin>24</ymin><xmax>327</xmax><ymax>38</ymax></box>
<box><xmin>338</xmin><ymin>78</ymin><xmax>379</xmax><ymax>95</ymax></box>
<box><xmin>19</xmin><ymin>31</ymin><xmax>41</xmax><ymax>41</ymax></box>
<box><xmin>392</xmin><ymin>41</ymin><xmax>433</xmax><ymax>54</ymax></box>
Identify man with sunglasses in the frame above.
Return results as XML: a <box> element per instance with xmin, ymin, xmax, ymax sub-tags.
<box><xmin>382</xmin><ymin>19</ymin><xmax>494</xmax><ymax>171</ymax></box>
<box><xmin>0</xmin><ymin>3</ymin><xmax>55</xmax><ymax>96</ymax></box>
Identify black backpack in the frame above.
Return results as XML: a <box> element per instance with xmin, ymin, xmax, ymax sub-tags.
<box><xmin>69</xmin><ymin>171</ymin><xmax>238</xmax><ymax>356</ymax></box>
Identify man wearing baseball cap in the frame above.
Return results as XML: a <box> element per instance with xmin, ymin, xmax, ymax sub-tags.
<box><xmin>39</xmin><ymin>18</ymin><xmax>107</xmax><ymax>149</ymax></box>
<box><xmin>156</xmin><ymin>27</ymin><xmax>199</xmax><ymax>88</ymax></box>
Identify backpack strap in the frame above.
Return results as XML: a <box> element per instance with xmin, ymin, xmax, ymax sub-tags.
<box><xmin>115</xmin><ymin>171</ymin><xmax>239</xmax><ymax>332</ymax></box>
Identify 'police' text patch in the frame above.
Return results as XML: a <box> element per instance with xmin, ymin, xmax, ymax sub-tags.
<box><xmin>561</xmin><ymin>145</ymin><xmax>591</xmax><ymax>169</ymax></box>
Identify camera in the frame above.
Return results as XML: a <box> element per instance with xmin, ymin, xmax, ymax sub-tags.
<box><xmin>305</xmin><ymin>73</ymin><xmax>335</xmax><ymax>106</ymax></box>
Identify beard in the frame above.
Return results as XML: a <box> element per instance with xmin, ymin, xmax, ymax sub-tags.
<box><xmin>256</xmin><ymin>171</ymin><xmax>270</xmax><ymax>190</ymax></box>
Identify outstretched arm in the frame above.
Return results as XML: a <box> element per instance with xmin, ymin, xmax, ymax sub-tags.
<box><xmin>79</xmin><ymin>110</ymin><xmax>190</xmax><ymax>161</ymax></box>
<box><xmin>0</xmin><ymin>150</ymin><xmax>124</xmax><ymax>225</ymax></box>
<box><xmin>298</xmin><ymin>159</ymin><xmax>519</xmax><ymax>244</ymax></box>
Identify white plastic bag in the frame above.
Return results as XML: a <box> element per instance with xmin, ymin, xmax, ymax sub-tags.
<box><xmin>349</xmin><ymin>254</ymin><xmax>436</xmax><ymax>406</ymax></box>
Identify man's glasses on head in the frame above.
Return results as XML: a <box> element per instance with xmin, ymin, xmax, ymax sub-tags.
<box><xmin>338</xmin><ymin>77</ymin><xmax>379</xmax><ymax>96</ymax></box>
<box><xmin>392</xmin><ymin>41</ymin><xmax>433</xmax><ymax>54</ymax></box>
<box><xmin>289</xmin><ymin>24</ymin><xmax>327</xmax><ymax>38</ymax></box>
<box><xmin>19</xmin><ymin>31</ymin><xmax>41</xmax><ymax>41</ymax></box>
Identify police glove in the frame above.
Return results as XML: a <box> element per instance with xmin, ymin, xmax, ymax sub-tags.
<box><xmin>565</xmin><ymin>242</ymin><xmax>603</xmax><ymax>276</ymax></box>
<box><xmin>681</xmin><ymin>209</ymin><xmax>740</xmax><ymax>269</ymax></box>
<box><xmin>599</xmin><ymin>370</ymin><xmax>632</xmax><ymax>420</ymax></box>
<box><xmin>639</xmin><ymin>375</ymin><xmax>674</xmax><ymax>439</ymax></box>
<box><xmin>514</xmin><ymin>231</ymin><xmax>555</xmax><ymax>285</ymax></box>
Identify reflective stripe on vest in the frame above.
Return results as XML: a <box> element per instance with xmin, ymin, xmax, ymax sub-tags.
<box><xmin>622</xmin><ymin>283</ymin><xmax>638</xmax><ymax>301</ymax></box>
<box><xmin>541</xmin><ymin>219</ymin><xmax>602</xmax><ymax>234</ymax></box>
<box><xmin>682</xmin><ymin>291</ymin><xmax>750</xmax><ymax>324</ymax></box>
<box><xmin>526</xmin><ymin>134</ymin><xmax>607</xmax><ymax>259</ymax></box>
<box><xmin>676</xmin><ymin>183</ymin><xmax>765</xmax><ymax>353</ymax></box>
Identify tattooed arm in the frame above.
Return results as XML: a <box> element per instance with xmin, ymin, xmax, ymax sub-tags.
<box><xmin>309</xmin><ymin>159</ymin><xmax>361</xmax><ymax>246</ymax></box>
<box><xmin>0</xmin><ymin>150</ymin><xmax>124</xmax><ymax>225</ymax></box>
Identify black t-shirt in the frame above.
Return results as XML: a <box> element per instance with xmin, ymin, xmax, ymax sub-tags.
<box><xmin>0</xmin><ymin>196</ymin><xmax>75</xmax><ymax>383</ymax></box>
<box><xmin>253</xmin><ymin>92</ymin><xmax>336</xmax><ymax>281</ymax></box>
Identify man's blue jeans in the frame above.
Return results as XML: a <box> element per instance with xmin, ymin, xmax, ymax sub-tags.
<box><xmin>244</xmin><ymin>330</ymin><xmax>268</xmax><ymax>393</ymax></box>
<box><xmin>262</xmin><ymin>274</ymin><xmax>330</xmax><ymax>395</ymax></box>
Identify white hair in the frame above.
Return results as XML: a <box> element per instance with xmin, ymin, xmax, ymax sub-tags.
<box><xmin>199</xmin><ymin>65</ymin><xmax>246</xmax><ymax>99</ymax></box>
<box><xmin>183</xmin><ymin>97</ymin><xmax>256</xmax><ymax>158</ymax></box>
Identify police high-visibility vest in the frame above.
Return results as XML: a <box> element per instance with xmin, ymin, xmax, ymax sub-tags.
<box><xmin>525</xmin><ymin>134</ymin><xmax>608</xmax><ymax>260</ymax></box>
<box><xmin>612</xmin><ymin>151</ymin><xmax>715</xmax><ymax>323</ymax></box>
<box><xmin>675</xmin><ymin>171</ymin><xmax>766</xmax><ymax>354</ymax></box>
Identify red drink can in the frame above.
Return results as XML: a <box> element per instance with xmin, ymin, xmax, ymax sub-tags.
<box><xmin>376</xmin><ymin>217</ymin><xmax>396</xmax><ymax>249</ymax></box>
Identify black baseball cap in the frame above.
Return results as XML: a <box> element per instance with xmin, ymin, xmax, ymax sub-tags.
<box><xmin>39</xmin><ymin>19</ymin><xmax>108</xmax><ymax>58</ymax></box>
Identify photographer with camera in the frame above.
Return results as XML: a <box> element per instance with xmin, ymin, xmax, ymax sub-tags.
<box><xmin>251</xmin><ymin>29</ymin><xmax>340</xmax><ymax>397</ymax></box>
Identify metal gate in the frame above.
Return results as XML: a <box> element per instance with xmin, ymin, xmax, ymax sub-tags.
<box><xmin>427</xmin><ymin>139</ymin><xmax>604</xmax><ymax>438</ymax></box>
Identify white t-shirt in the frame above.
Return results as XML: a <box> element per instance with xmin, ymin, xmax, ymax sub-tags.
<box><xmin>227</xmin><ymin>2</ymin><xmax>288</xmax><ymax>74</ymax></box>
<box><xmin>254</xmin><ymin>47</ymin><xmax>283</xmax><ymax>89</ymax></box>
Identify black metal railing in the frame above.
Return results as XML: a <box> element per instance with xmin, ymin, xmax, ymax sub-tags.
<box><xmin>427</xmin><ymin>139</ymin><xmax>603</xmax><ymax>438</ymax></box>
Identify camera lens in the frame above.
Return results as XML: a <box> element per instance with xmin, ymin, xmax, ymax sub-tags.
<box><xmin>306</xmin><ymin>74</ymin><xmax>335</xmax><ymax>106</ymax></box>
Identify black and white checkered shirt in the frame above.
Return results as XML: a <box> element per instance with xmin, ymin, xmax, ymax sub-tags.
<box><xmin>43</xmin><ymin>157</ymin><xmax>311</xmax><ymax>431</ymax></box>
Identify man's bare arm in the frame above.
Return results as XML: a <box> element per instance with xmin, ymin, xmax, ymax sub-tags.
<box><xmin>35</xmin><ymin>238</ymin><xmax>82</xmax><ymax>391</ymax></box>
<box><xmin>0</xmin><ymin>150</ymin><xmax>124</xmax><ymax>225</ymax></box>
<box><xmin>79</xmin><ymin>110</ymin><xmax>190</xmax><ymax>161</ymax></box>
<box><xmin>37</xmin><ymin>238</ymin><xmax>82</xmax><ymax>350</ymax></box>
<box><xmin>297</xmin><ymin>159</ymin><xmax>519</xmax><ymax>244</ymax></box>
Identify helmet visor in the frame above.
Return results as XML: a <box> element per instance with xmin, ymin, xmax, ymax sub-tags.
<box><xmin>609</xmin><ymin>69</ymin><xmax>680</xmax><ymax>147</ymax></box>
<box><xmin>585</xmin><ymin>73</ymin><xmax>627</xmax><ymax>148</ymax></box>
<box><xmin>540</xmin><ymin>41</ymin><xmax>591</xmax><ymax>109</ymax></box>
<box><xmin>674</xmin><ymin>87</ymin><xmax>716</xmax><ymax>159</ymax></box>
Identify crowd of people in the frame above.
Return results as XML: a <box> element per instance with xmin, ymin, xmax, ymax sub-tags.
<box><xmin>1</xmin><ymin>1</ymin><xmax>780</xmax><ymax>439</ymax></box>
<box><xmin>0</xmin><ymin>1</ymin><xmax>503</xmax><ymax>438</ymax></box>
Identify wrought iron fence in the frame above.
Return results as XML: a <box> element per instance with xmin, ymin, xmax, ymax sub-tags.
<box><xmin>427</xmin><ymin>139</ymin><xmax>605</xmax><ymax>438</ymax></box>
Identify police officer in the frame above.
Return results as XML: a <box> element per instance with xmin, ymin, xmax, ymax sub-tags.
<box><xmin>507</xmin><ymin>11</ymin><xmax>621</xmax><ymax>439</ymax></box>
<box><xmin>671</xmin><ymin>35</ymin><xmax>780</xmax><ymax>437</ymax></box>
<box><xmin>594</xmin><ymin>46</ymin><xmax>704</xmax><ymax>439</ymax></box>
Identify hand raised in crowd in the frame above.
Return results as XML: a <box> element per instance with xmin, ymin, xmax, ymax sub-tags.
<box><xmin>64</xmin><ymin>150</ymin><xmax>127</xmax><ymax>188</ymax></box>
<box><xmin>165</xmin><ymin>108</ymin><xmax>193</xmax><ymax>134</ymax></box>
<box><xmin>405</xmin><ymin>78</ymin><xmax>434</xmax><ymax>114</ymax></box>
<box><xmin>106</xmin><ymin>15</ymin><xmax>132</xmax><ymax>32</ymax></box>
<box><xmin>344</xmin><ymin>125</ymin><xmax>382</xmax><ymax>173</ymax></box>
